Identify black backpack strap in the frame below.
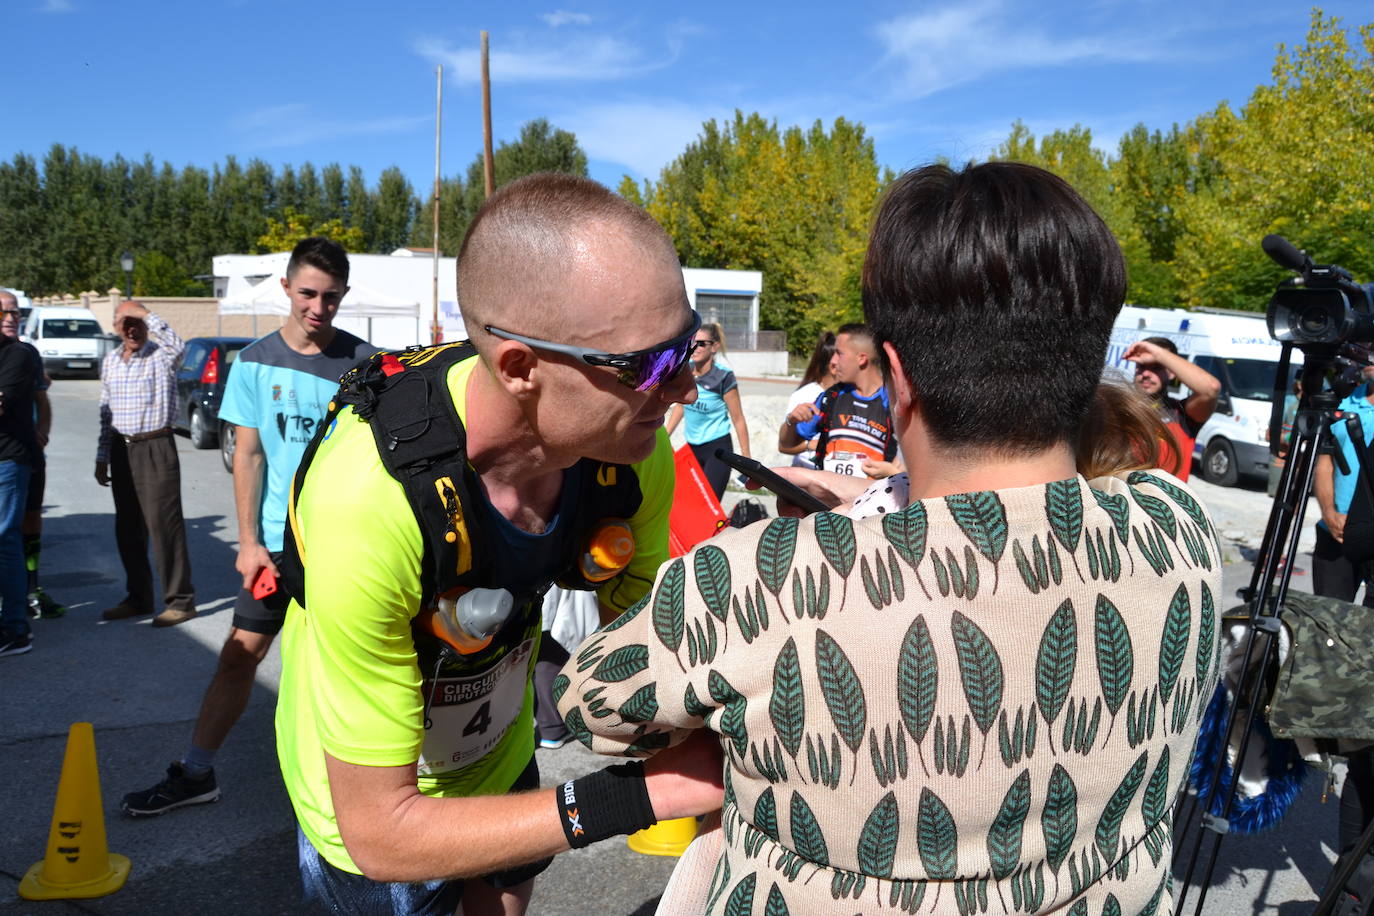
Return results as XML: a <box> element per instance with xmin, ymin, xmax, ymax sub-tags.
<box><xmin>881</xmin><ymin>388</ymin><xmax>899</xmax><ymax>462</ymax></box>
<box><xmin>281</xmin><ymin>342</ymin><xmax>486</xmax><ymax>611</ymax></box>
<box><xmin>813</xmin><ymin>383</ymin><xmax>844</xmax><ymax>469</ymax></box>
<box><xmin>554</xmin><ymin>458</ymin><xmax>645</xmax><ymax>592</ymax></box>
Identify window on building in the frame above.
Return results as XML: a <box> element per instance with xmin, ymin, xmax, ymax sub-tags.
<box><xmin>695</xmin><ymin>292</ymin><xmax>754</xmax><ymax>350</ymax></box>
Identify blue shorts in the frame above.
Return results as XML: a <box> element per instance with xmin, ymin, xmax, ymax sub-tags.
<box><xmin>296</xmin><ymin>757</ymin><xmax>550</xmax><ymax>915</ymax></box>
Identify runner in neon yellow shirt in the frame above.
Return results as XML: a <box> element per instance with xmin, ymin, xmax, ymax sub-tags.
<box><xmin>277</xmin><ymin>174</ymin><xmax>724</xmax><ymax>916</ymax></box>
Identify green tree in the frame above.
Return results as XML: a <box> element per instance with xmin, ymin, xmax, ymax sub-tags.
<box><xmin>416</xmin><ymin>119</ymin><xmax>590</xmax><ymax>256</ymax></box>
<box><xmin>0</xmin><ymin>153</ymin><xmax>45</xmax><ymax>292</ymax></box>
<box><xmin>133</xmin><ymin>250</ymin><xmax>203</xmax><ymax>296</ymax></box>
<box><xmin>640</xmin><ymin>112</ymin><xmax>888</xmax><ymax>348</ymax></box>
<box><xmin>345</xmin><ymin>165</ymin><xmax>375</xmax><ymax>248</ymax></box>
<box><xmin>370</xmin><ymin>166</ymin><xmax>418</xmax><ymax>252</ymax></box>
<box><xmin>1172</xmin><ymin>12</ymin><xmax>1374</xmax><ymax>311</ymax></box>
<box><xmin>322</xmin><ymin>163</ymin><xmax>347</xmax><ymax>221</ymax></box>
<box><xmin>256</xmin><ymin>206</ymin><xmax>366</xmax><ymax>253</ymax></box>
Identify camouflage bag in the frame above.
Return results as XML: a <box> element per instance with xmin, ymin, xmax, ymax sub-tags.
<box><xmin>1267</xmin><ymin>591</ymin><xmax>1374</xmax><ymax>741</ymax></box>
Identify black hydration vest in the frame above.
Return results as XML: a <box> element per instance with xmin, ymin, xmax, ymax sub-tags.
<box><xmin>279</xmin><ymin>341</ymin><xmax>647</xmax><ymax>614</ymax></box>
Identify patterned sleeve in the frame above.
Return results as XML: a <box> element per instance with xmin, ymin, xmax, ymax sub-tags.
<box><xmin>558</xmin><ymin>522</ymin><xmax>767</xmax><ymax>759</ymax></box>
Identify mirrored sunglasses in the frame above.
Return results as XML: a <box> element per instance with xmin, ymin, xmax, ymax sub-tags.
<box><xmin>485</xmin><ymin>310</ymin><xmax>703</xmax><ymax>392</ymax></box>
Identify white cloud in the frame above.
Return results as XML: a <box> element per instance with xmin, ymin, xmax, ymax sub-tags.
<box><xmin>541</xmin><ymin>10</ymin><xmax>591</xmax><ymax>28</ymax></box>
<box><xmin>230</xmin><ymin>103</ymin><xmax>428</xmax><ymax>149</ymax></box>
<box><xmin>39</xmin><ymin>0</ymin><xmax>73</xmax><ymax>11</ymax></box>
<box><xmin>554</xmin><ymin>101</ymin><xmax>733</xmax><ymax>178</ymax></box>
<box><xmin>873</xmin><ymin>0</ymin><xmax>1173</xmax><ymax>99</ymax></box>
<box><xmin>417</xmin><ymin>31</ymin><xmax>678</xmax><ymax>86</ymax></box>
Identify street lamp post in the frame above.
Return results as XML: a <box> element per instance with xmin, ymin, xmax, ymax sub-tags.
<box><xmin>119</xmin><ymin>251</ymin><xmax>135</xmax><ymax>299</ymax></box>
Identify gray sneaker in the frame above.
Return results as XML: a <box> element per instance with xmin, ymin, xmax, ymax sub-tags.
<box><xmin>122</xmin><ymin>763</ymin><xmax>220</xmax><ymax>817</ymax></box>
<box><xmin>0</xmin><ymin>630</ymin><xmax>32</xmax><ymax>657</ymax></box>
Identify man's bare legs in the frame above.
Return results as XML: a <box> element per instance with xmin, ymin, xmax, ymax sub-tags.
<box><xmin>191</xmin><ymin>627</ymin><xmax>277</xmax><ymax>751</ymax></box>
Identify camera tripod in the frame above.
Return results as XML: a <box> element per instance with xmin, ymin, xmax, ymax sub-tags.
<box><xmin>1173</xmin><ymin>350</ymin><xmax>1374</xmax><ymax>914</ymax></box>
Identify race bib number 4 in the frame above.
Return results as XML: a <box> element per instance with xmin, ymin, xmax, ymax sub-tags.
<box><xmin>417</xmin><ymin>638</ymin><xmax>534</xmax><ymax>776</ymax></box>
<box><xmin>823</xmin><ymin>452</ymin><xmax>866</xmax><ymax>477</ymax></box>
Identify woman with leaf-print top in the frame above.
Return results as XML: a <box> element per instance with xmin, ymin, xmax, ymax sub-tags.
<box><xmin>559</xmin><ymin>161</ymin><xmax>1224</xmax><ymax>914</ymax></box>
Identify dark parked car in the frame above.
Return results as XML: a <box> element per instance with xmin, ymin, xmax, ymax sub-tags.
<box><xmin>174</xmin><ymin>336</ymin><xmax>251</xmax><ymax>471</ymax></box>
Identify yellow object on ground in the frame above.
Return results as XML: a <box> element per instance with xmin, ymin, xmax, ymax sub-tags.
<box><xmin>627</xmin><ymin>816</ymin><xmax>698</xmax><ymax>857</ymax></box>
<box><xmin>20</xmin><ymin>722</ymin><xmax>131</xmax><ymax>900</ymax></box>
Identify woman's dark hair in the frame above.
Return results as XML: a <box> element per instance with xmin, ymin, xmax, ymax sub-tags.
<box><xmin>863</xmin><ymin>161</ymin><xmax>1125</xmax><ymax>452</ymax></box>
<box><xmin>799</xmin><ymin>331</ymin><xmax>837</xmax><ymax>388</ymax></box>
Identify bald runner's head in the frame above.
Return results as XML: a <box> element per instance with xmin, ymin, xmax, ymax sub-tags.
<box><xmin>457</xmin><ymin>173</ymin><xmax>681</xmax><ymax>349</ymax></box>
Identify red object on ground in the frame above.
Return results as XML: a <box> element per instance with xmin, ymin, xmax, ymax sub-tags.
<box><xmin>669</xmin><ymin>445</ymin><xmax>729</xmax><ymax>557</ymax></box>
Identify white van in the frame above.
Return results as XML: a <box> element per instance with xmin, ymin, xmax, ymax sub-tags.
<box><xmin>1108</xmin><ymin>305</ymin><xmax>1296</xmax><ymax>487</ymax></box>
<box><xmin>21</xmin><ymin>305</ymin><xmax>112</xmax><ymax>378</ymax></box>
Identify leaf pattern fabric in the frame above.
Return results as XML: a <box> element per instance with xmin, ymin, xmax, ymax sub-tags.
<box><xmin>557</xmin><ymin>470</ymin><xmax>1222</xmax><ymax>914</ymax></box>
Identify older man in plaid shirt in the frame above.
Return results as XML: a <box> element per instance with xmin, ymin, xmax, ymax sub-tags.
<box><xmin>95</xmin><ymin>300</ymin><xmax>196</xmax><ymax>627</ymax></box>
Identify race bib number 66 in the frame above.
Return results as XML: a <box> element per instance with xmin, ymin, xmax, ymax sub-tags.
<box><xmin>824</xmin><ymin>452</ymin><xmax>866</xmax><ymax>478</ymax></box>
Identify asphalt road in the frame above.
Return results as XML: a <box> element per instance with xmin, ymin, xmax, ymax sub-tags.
<box><xmin>0</xmin><ymin>377</ymin><xmax>1348</xmax><ymax>915</ymax></box>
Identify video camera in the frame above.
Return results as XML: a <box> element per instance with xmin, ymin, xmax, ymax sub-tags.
<box><xmin>1264</xmin><ymin>234</ymin><xmax>1374</xmax><ymax>349</ymax></box>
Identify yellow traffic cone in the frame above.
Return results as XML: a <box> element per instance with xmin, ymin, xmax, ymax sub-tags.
<box><xmin>19</xmin><ymin>722</ymin><xmax>131</xmax><ymax>900</ymax></box>
<box><xmin>627</xmin><ymin>816</ymin><xmax>698</xmax><ymax>857</ymax></box>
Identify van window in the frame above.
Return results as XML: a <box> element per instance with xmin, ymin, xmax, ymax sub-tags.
<box><xmin>1196</xmin><ymin>355</ymin><xmax>1289</xmax><ymax>402</ymax></box>
<box><xmin>41</xmin><ymin>318</ymin><xmax>103</xmax><ymax>339</ymax></box>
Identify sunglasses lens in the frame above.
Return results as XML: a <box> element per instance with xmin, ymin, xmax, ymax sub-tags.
<box><xmin>633</xmin><ymin>339</ymin><xmax>693</xmax><ymax>391</ymax></box>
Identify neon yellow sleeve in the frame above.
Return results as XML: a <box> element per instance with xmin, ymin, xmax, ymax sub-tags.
<box><xmin>283</xmin><ymin>408</ymin><xmax>429</xmax><ymax>767</ymax></box>
<box><xmin>598</xmin><ymin>427</ymin><xmax>675</xmax><ymax>615</ymax></box>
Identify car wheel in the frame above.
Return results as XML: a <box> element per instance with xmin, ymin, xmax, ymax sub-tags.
<box><xmin>1201</xmin><ymin>439</ymin><xmax>1238</xmax><ymax>487</ymax></box>
<box><xmin>188</xmin><ymin>406</ymin><xmax>217</xmax><ymax>449</ymax></box>
<box><xmin>220</xmin><ymin>422</ymin><xmax>236</xmax><ymax>473</ymax></box>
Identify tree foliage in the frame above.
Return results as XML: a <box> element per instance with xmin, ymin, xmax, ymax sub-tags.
<box><xmin>636</xmin><ymin>111</ymin><xmax>890</xmax><ymax>349</ymax></box>
<box><xmin>256</xmin><ymin>207</ymin><xmax>365</xmax><ymax>254</ymax></box>
<box><xmin>413</xmin><ymin>118</ymin><xmax>590</xmax><ymax>256</ymax></box>
<box><xmin>1171</xmin><ymin>12</ymin><xmax>1374</xmax><ymax>310</ymax></box>
<box><xmin>3</xmin><ymin>11</ymin><xmax>1370</xmax><ymax>350</ymax></box>
<box><xmin>992</xmin><ymin>12</ymin><xmax>1372</xmax><ymax>313</ymax></box>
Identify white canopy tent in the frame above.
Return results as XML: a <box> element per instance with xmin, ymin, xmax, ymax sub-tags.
<box><xmin>217</xmin><ymin>272</ymin><xmax>421</xmax><ymax>341</ymax></box>
<box><xmin>218</xmin><ymin>273</ymin><xmax>420</xmax><ymax>317</ymax></box>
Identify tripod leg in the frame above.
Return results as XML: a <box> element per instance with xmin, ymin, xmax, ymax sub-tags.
<box><xmin>1315</xmin><ymin>810</ymin><xmax>1374</xmax><ymax>916</ymax></box>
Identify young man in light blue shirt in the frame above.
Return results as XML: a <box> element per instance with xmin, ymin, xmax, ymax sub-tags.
<box><xmin>122</xmin><ymin>237</ymin><xmax>377</xmax><ymax>816</ymax></box>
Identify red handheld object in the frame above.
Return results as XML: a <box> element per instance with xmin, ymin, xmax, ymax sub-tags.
<box><xmin>252</xmin><ymin>567</ymin><xmax>278</xmax><ymax>600</ymax></box>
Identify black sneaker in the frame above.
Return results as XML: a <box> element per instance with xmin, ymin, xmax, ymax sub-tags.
<box><xmin>0</xmin><ymin>630</ymin><xmax>32</xmax><ymax>657</ymax></box>
<box><xmin>122</xmin><ymin>763</ymin><xmax>220</xmax><ymax>817</ymax></box>
<box><xmin>28</xmin><ymin>588</ymin><xmax>66</xmax><ymax>619</ymax></box>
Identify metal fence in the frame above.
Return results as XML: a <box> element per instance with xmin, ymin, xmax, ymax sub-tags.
<box><xmin>723</xmin><ymin>329</ymin><xmax>786</xmax><ymax>352</ymax></box>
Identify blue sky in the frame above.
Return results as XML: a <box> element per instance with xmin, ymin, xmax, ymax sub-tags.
<box><xmin>3</xmin><ymin>1</ymin><xmax>1368</xmax><ymax>193</ymax></box>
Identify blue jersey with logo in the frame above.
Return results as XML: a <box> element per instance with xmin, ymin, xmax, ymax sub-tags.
<box><xmin>219</xmin><ymin>330</ymin><xmax>377</xmax><ymax>551</ymax></box>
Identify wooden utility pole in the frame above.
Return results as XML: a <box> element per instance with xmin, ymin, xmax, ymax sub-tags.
<box><xmin>431</xmin><ymin>64</ymin><xmax>443</xmax><ymax>344</ymax></box>
<box><xmin>481</xmin><ymin>31</ymin><xmax>494</xmax><ymax>198</ymax></box>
